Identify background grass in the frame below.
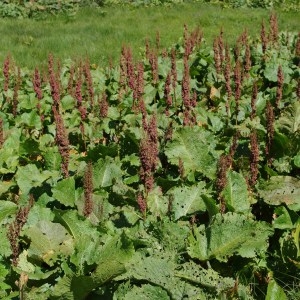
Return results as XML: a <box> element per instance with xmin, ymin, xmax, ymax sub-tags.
<box><xmin>0</xmin><ymin>2</ymin><xmax>299</xmax><ymax>70</ymax></box>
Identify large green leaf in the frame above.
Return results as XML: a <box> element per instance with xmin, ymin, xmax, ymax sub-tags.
<box><xmin>167</xmin><ymin>181</ymin><xmax>207</xmax><ymax>220</ymax></box>
<box><xmin>188</xmin><ymin>213</ymin><xmax>273</xmax><ymax>261</ymax></box>
<box><xmin>0</xmin><ymin>200</ymin><xmax>17</xmax><ymax>224</ymax></box>
<box><xmin>52</xmin><ymin>177</ymin><xmax>76</xmax><ymax>207</ymax></box>
<box><xmin>93</xmin><ymin>157</ymin><xmax>123</xmax><ymax>188</ymax></box>
<box><xmin>147</xmin><ymin>187</ymin><xmax>169</xmax><ymax>218</ymax></box>
<box><xmin>265</xmin><ymin>279</ymin><xmax>287</xmax><ymax>300</ymax></box>
<box><xmin>0</xmin><ymin>128</ymin><xmax>21</xmax><ymax>173</ymax></box>
<box><xmin>222</xmin><ymin>170</ymin><xmax>251</xmax><ymax>213</ymax></box>
<box><xmin>0</xmin><ymin>227</ymin><xmax>12</xmax><ymax>258</ymax></box>
<box><xmin>24</xmin><ymin>220</ymin><xmax>74</xmax><ymax>266</ymax></box>
<box><xmin>164</xmin><ymin>127</ymin><xmax>218</xmax><ymax>179</ymax></box>
<box><xmin>51</xmin><ymin>272</ymin><xmax>95</xmax><ymax>300</ymax></box>
<box><xmin>259</xmin><ymin>176</ymin><xmax>300</xmax><ymax>211</ymax></box>
<box><xmin>15</xmin><ymin>164</ymin><xmax>55</xmax><ymax>195</ymax></box>
<box><xmin>92</xmin><ymin>232</ymin><xmax>134</xmax><ymax>285</ymax></box>
<box><xmin>53</xmin><ymin>233</ymin><xmax>134</xmax><ymax>299</ymax></box>
<box><xmin>122</xmin><ymin>284</ymin><xmax>170</xmax><ymax>300</ymax></box>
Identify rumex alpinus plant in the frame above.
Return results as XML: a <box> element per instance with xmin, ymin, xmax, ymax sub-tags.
<box><xmin>0</xmin><ymin>16</ymin><xmax>299</xmax><ymax>299</ymax></box>
<box><xmin>33</xmin><ymin>68</ymin><xmax>44</xmax><ymax>122</ymax></box>
<box><xmin>7</xmin><ymin>195</ymin><xmax>34</xmax><ymax>266</ymax></box>
<box><xmin>0</xmin><ymin>118</ymin><xmax>4</xmax><ymax>147</ymax></box>
<box><xmin>265</xmin><ymin>101</ymin><xmax>275</xmax><ymax>166</ymax></box>
<box><xmin>12</xmin><ymin>67</ymin><xmax>21</xmax><ymax>117</ymax></box>
<box><xmin>139</xmin><ymin>113</ymin><xmax>159</xmax><ymax>193</ymax></box>
<box><xmin>83</xmin><ymin>161</ymin><xmax>93</xmax><ymax>217</ymax></box>
<box><xmin>3</xmin><ymin>55</ymin><xmax>10</xmax><ymax>92</ymax></box>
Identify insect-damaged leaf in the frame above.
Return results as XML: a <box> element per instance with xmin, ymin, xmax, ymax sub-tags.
<box><xmin>188</xmin><ymin>213</ymin><xmax>273</xmax><ymax>262</ymax></box>
<box><xmin>259</xmin><ymin>176</ymin><xmax>300</xmax><ymax>211</ymax></box>
<box><xmin>167</xmin><ymin>181</ymin><xmax>207</xmax><ymax>220</ymax></box>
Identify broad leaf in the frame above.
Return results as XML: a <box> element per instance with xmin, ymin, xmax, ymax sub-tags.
<box><xmin>259</xmin><ymin>176</ymin><xmax>300</xmax><ymax>211</ymax></box>
<box><xmin>147</xmin><ymin>187</ymin><xmax>169</xmax><ymax>218</ymax></box>
<box><xmin>122</xmin><ymin>284</ymin><xmax>170</xmax><ymax>300</ymax></box>
<box><xmin>52</xmin><ymin>177</ymin><xmax>76</xmax><ymax>207</ymax></box>
<box><xmin>93</xmin><ymin>157</ymin><xmax>123</xmax><ymax>188</ymax></box>
<box><xmin>222</xmin><ymin>170</ymin><xmax>251</xmax><ymax>213</ymax></box>
<box><xmin>188</xmin><ymin>213</ymin><xmax>273</xmax><ymax>261</ymax></box>
<box><xmin>167</xmin><ymin>182</ymin><xmax>207</xmax><ymax>220</ymax></box>
<box><xmin>165</xmin><ymin>127</ymin><xmax>218</xmax><ymax>179</ymax></box>
<box><xmin>24</xmin><ymin>220</ymin><xmax>74</xmax><ymax>266</ymax></box>
<box><xmin>0</xmin><ymin>200</ymin><xmax>17</xmax><ymax>224</ymax></box>
<box><xmin>15</xmin><ymin>164</ymin><xmax>54</xmax><ymax>195</ymax></box>
<box><xmin>266</xmin><ymin>279</ymin><xmax>287</xmax><ymax>300</ymax></box>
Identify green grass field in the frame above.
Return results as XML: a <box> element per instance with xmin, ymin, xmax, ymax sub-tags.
<box><xmin>0</xmin><ymin>2</ymin><xmax>299</xmax><ymax>70</ymax></box>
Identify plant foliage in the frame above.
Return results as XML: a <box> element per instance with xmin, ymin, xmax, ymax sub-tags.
<box><xmin>0</xmin><ymin>13</ymin><xmax>299</xmax><ymax>299</ymax></box>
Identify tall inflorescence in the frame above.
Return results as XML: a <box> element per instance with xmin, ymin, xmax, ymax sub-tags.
<box><xmin>164</xmin><ymin>71</ymin><xmax>172</xmax><ymax>116</ymax></box>
<box><xmin>182</xmin><ymin>55</ymin><xmax>192</xmax><ymax>126</ymax></box>
<box><xmin>67</xmin><ymin>65</ymin><xmax>75</xmax><ymax>97</ymax></box>
<box><xmin>213</xmin><ymin>30</ymin><xmax>225</xmax><ymax>75</ymax></box>
<box><xmin>216</xmin><ymin>132</ymin><xmax>239</xmax><ymax>213</ymax></box>
<box><xmin>224</xmin><ymin>44</ymin><xmax>232</xmax><ymax>115</ymax></box>
<box><xmin>48</xmin><ymin>54</ymin><xmax>60</xmax><ymax>108</ymax></box>
<box><xmin>269</xmin><ymin>12</ymin><xmax>278</xmax><ymax>45</ymax></box>
<box><xmin>137</xmin><ymin>192</ymin><xmax>147</xmax><ymax>217</ymax></box>
<box><xmin>53</xmin><ymin>105</ymin><xmax>70</xmax><ymax>178</ymax></box>
<box><xmin>7</xmin><ymin>195</ymin><xmax>34</xmax><ymax>266</ymax></box>
<box><xmin>218</xmin><ymin>29</ymin><xmax>225</xmax><ymax>66</ymax></box>
<box><xmin>234</xmin><ymin>59</ymin><xmax>242</xmax><ymax>116</ymax></box>
<box><xmin>119</xmin><ymin>45</ymin><xmax>128</xmax><ymax>100</ymax></box>
<box><xmin>75</xmin><ymin>66</ymin><xmax>87</xmax><ymax>119</ymax></box>
<box><xmin>3</xmin><ymin>55</ymin><xmax>10</xmax><ymax>92</ymax></box>
<box><xmin>33</xmin><ymin>68</ymin><xmax>44</xmax><ymax>122</ymax></box>
<box><xmin>12</xmin><ymin>67</ymin><xmax>21</xmax><ymax>117</ymax></box>
<box><xmin>149</xmin><ymin>49</ymin><xmax>159</xmax><ymax>85</ymax></box>
<box><xmin>139</xmin><ymin>114</ymin><xmax>159</xmax><ymax>194</ymax></box>
<box><xmin>216</xmin><ymin>154</ymin><xmax>231</xmax><ymax>214</ymax></box>
<box><xmin>213</xmin><ymin>37</ymin><xmax>222</xmax><ymax>75</ymax></box>
<box><xmin>123</xmin><ymin>46</ymin><xmax>135</xmax><ymax>91</ymax></box>
<box><xmin>244</xmin><ymin>39</ymin><xmax>251</xmax><ymax>78</ymax></box>
<box><xmin>251</xmin><ymin>82</ymin><xmax>258</xmax><ymax>120</ymax></box>
<box><xmin>75</xmin><ymin>66</ymin><xmax>87</xmax><ymax>137</ymax></box>
<box><xmin>261</xmin><ymin>21</ymin><xmax>268</xmax><ymax>55</ymax></box>
<box><xmin>265</xmin><ymin>101</ymin><xmax>275</xmax><ymax>166</ymax></box>
<box><xmin>133</xmin><ymin>62</ymin><xmax>144</xmax><ymax>110</ymax></box>
<box><xmin>249</xmin><ymin>131</ymin><xmax>259</xmax><ymax>188</ymax></box>
<box><xmin>83</xmin><ymin>59</ymin><xmax>94</xmax><ymax>110</ymax></box>
<box><xmin>0</xmin><ymin>118</ymin><xmax>3</xmax><ymax>148</ymax></box>
<box><xmin>296</xmin><ymin>33</ymin><xmax>300</xmax><ymax>99</ymax></box>
<box><xmin>83</xmin><ymin>161</ymin><xmax>93</xmax><ymax>217</ymax></box>
<box><xmin>170</xmin><ymin>48</ymin><xmax>178</xmax><ymax>105</ymax></box>
<box><xmin>275</xmin><ymin>65</ymin><xmax>284</xmax><ymax>110</ymax></box>
<box><xmin>99</xmin><ymin>92</ymin><xmax>109</xmax><ymax>118</ymax></box>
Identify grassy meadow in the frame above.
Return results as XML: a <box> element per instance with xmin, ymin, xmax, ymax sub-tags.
<box><xmin>0</xmin><ymin>2</ymin><xmax>299</xmax><ymax>70</ymax></box>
